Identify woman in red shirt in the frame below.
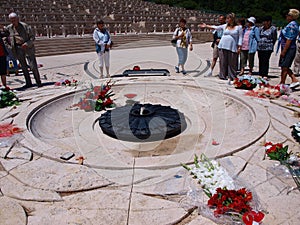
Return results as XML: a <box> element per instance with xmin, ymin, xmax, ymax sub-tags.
<box><xmin>0</xmin><ymin>26</ymin><xmax>9</xmax><ymax>88</ymax></box>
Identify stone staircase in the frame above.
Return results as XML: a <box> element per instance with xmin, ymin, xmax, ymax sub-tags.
<box><xmin>34</xmin><ymin>32</ymin><xmax>212</xmax><ymax>57</ymax></box>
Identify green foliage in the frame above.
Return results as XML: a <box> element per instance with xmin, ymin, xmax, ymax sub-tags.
<box><xmin>0</xmin><ymin>88</ymin><xmax>20</xmax><ymax>108</ymax></box>
<box><xmin>146</xmin><ymin>0</ymin><xmax>300</xmax><ymax>26</ymax></box>
<box><xmin>267</xmin><ymin>145</ymin><xmax>291</xmax><ymax>162</ymax></box>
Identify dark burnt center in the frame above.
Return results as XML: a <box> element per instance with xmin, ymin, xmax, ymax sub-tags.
<box><xmin>98</xmin><ymin>103</ymin><xmax>187</xmax><ymax>142</ymax></box>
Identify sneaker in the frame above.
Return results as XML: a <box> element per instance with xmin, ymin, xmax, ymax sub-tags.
<box><xmin>182</xmin><ymin>70</ymin><xmax>187</xmax><ymax>75</ymax></box>
<box><xmin>205</xmin><ymin>71</ymin><xmax>212</xmax><ymax>77</ymax></box>
<box><xmin>227</xmin><ymin>79</ymin><xmax>232</xmax><ymax>85</ymax></box>
<box><xmin>175</xmin><ymin>66</ymin><xmax>179</xmax><ymax>73</ymax></box>
<box><xmin>290</xmin><ymin>82</ymin><xmax>300</xmax><ymax>89</ymax></box>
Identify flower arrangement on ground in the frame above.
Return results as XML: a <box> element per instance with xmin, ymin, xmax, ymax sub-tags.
<box><xmin>55</xmin><ymin>78</ymin><xmax>78</xmax><ymax>86</ymax></box>
<box><xmin>281</xmin><ymin>95</ymin><xmax>300</xmax><ymax>108</ymax></box>
<box><xmin>182</xmin><ymin>154</ymin><xmax>264</xmax><ymax>225</ymax></box>
<box><xmin>0</xmin><ymin>86</ymin><xmax>19</xmax><ymax>108</ymax></box>
<box><xmin>234</xmin><ymin>75</ymin><xmax>268</xmax><ymax>90</ymax></box>
<box><xmin>264</xmin><ymin>142</ymin><xmax>300</xmax><ymax>190</ymax></box>
<box><xmin>71</xmin><ymin>80</ymin><xmax>115</xmax><ymax>112</ymax></box>
<box><xmin>245</xmin><ymin>84</ymin><xmax>291</xmax><ymax>99</ymax></box>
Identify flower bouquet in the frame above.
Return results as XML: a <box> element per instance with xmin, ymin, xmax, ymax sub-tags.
<box><xmin>182</xmin><ymin>154</ymin><xmax>264</xmax><ymax>225</ymax></box>
<box><xmin>55</xmin><ymin>78</ymin><xmax>78</xmax><ymax>86</ymax></box>
<box><xmin>234</xmin><ymin>76</ymin><xmax>268</xmax><ymax>90</ymax></box>
<box><xmin>234</xmin><ymin>75</ymin><xmax>258</xmax><ymax>90</ymax></box>
<box><xmin>264</xmin><ymin>142</ymin><xmax>300</xmax><ymax>191</ymax></box>
<box><xmin>281</xmin><ymin>95</ymin><xmax>300</xmax><ymax>108</ymax></box>
<box><xmin>245</xmin><ymin>84</ymin><xmax>290</xmax><ymax>99</ymax></box>
<box><xmin>0</xmin><ymin>87</ymin><xmax>19</xmax><ymax>108</ymax></box>
<box><xmin>71</xmin><ymin>80</ymin><xmax>115</xmax><ymax>112</ymax></box>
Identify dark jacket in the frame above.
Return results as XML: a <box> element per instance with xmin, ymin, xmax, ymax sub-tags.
<box><xmin>6</xmin><ymin>21</ymin><xmax>36</xmax><ymax>57</ymax></box>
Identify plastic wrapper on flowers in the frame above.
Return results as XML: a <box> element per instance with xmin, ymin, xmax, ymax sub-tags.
<box><xmin>181</xmin><ymin>154</ymin><xmax>265</xmax><ymax>225</ymax></box>
<box><xmin>264</xmin><ymin>142</ymin><xmax>300</xmax><ymax>192</ymax></box>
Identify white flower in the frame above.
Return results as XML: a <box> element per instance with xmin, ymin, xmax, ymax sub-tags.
<box><xmin>189</xmin><ymin>158</ymin><xmax>235</xmax><ymax>195</ymax></box>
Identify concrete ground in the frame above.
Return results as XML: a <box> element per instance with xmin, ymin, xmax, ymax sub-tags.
<box><xmin>0</xmin><ymin>42</ymin><xmax>299</xmax><ymax>225</ymax></box>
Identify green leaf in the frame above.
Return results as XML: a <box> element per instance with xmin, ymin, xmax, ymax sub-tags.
<box><xmin>181</xmin><ymin>163</ymin><xmax>191</xmax><ymax>171</ymax></box>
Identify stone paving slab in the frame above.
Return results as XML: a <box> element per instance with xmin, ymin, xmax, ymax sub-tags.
<box><xmin>0</xmin><ymin>197</ymin><xmax>27</xmax><ymax>225</ymax></box>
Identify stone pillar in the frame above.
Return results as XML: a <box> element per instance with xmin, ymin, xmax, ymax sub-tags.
<box><xmin>74</xmin><ymin>24</ymin><xmax>79</xmax><ymax>36</ymax></box>
<box><xmin>49</xmin><ymin>25</ymin><xmax>53</xmax><ymax>37</ymax></box>
<box><xmin>80</xmin><ymin>25</ymin><xmax>85</xmax><ymax>36</ymax></box>
<box><xmin>60</xmin><ymin>24</ymin><xmax>66</xmax><ymax>37</ymax></box>
<box><xmin>45</xmin><ymin>25</ymin><xmax>50</xmax><ymax>38</ymax></box>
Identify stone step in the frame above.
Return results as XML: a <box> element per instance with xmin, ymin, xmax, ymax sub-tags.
<box><xmin>35</xmin><ymin>32</ymin><xmax>212</xmax><ymax>57</ymax></box>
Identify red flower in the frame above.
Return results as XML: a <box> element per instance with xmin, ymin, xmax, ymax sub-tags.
<box><xmin>85</xmin><ymin>91</ymin><xmax>92</xmax><ymax>98</ymax></box>
<box><xmin>133</xmin><ymin>65</ymin><xmax>140</xmax><ymax>71</ymax></box>
<box><xmin>103</xmin><ymin>98</ymin><xmax>113</xmax><ymax>106</ymax></box>
<box><xmin>208</xmin><ymin>188</ymin><xmax>253</xmax><ymax>216</ymax></box>
<box><xmin>93</xmin><ymin>86</ymin><xmax>101</xmax><ymax>94</ymax></box>
<box><xmin>124</xmin><ymin>93</ymin><xmax>137</xmax><ymax>99</ymax></box>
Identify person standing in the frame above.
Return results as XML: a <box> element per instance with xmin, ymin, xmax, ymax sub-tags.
<box><xmin>201</xmin><ymin>13</ymin><xmax>242</xmax><ymax>82</ymax></box>
<box><xmin>0</xmin><ymin>26</ymin><xmax>9</xmax><ymax>88</ymax></box>
<box><xmin>3</xmin><ymin>35</ymin><xmax>19</xmax><ymax>76</ymax></box>
<box><xmin>93</xmin><ymin>20</ymin><xmax>112</xmax><ymax>78</ymax></box>
<box><xmin>257</xmin><ymin>16</ymin><xmax>277</xmax><ymax>79</ymax></box>
<box><xmin>173</xmin><ymin>18</ymin><xmax>193</xmax><ymax>75</ymax></box>
<box><xmin>293</xmin><ymin>26</ymin><xmax>300</xmax><ymax>76</ymax></box>
<box><xmin>279</xmin><ymin>9</ymin><xmax>299</xmax><ymax>88</ymax></box>
<box><xmin>6</xmin><ymin>12</ymin><xmax>42</xmax><ymax>88</ymax></box>
<box><xmin>239</xmin><ymin>17</ymin><xmax>260</xmax><ymax>76</ymax></box>
<box><xmin>206</xmin><ymin>15</ymin><xmax>226</xmax><ymax>77</ymax></box>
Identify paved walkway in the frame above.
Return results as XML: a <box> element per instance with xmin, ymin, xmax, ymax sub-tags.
<box><xmin>0</xmin><ymin>43</ymin><xmax>299</xmax><ymax>225</ymax></box>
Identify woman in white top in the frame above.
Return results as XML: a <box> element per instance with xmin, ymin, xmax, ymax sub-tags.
<box><xmin>93</xmin><ymin>20</ymin><xmax>112</xmax><ymax>78</ymax></box>
<box><xmin>201</xmin><ymin>13</ymin><xmax>242</xmax><ymax>82</ymax></box>
<box><xmin>172</xmin><ymin>18</ymin><xmax>193</xmax><ymax>75</ymax></box>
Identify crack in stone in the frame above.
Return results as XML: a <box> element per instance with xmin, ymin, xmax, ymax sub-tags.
<box><xmin>126</xmin><ymin>157</ymin><xmax>136</xmax><ymax>225</ymax></box>
<box><xmin>168</xmin><ymin>206</ymin><xmax>198</xmax><ymax>225</ymax></box>
<box><xmin>58</xmin><ymin>182</ymin><xmax>115</xmax><ymax>197</ymax></box>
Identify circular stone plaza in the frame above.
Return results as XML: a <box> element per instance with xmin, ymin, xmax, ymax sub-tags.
<box><xmin>0</xmin><ymin>41</ymin><xmax>300</xmax><ymax>225</ymax></box>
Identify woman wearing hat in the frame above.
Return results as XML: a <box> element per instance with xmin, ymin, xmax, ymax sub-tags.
<box><xmin>239</xmin><ymin>17</ymin><xmax>260</xmax><ymax>76</ymax></box>
<box><xmin>257</xmin><ymin>16</ymin><xmax>277</xmax><ymax>79</ymax></box>
<box><xmin>279</xmin><ymin>9</ymin><xmax>300</xmax><ymax>88</ymax></box>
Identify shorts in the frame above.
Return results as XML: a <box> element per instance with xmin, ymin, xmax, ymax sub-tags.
<box><xmin>279</xmin><ymin>47</ymin><xmax>296</xmax><ymax>68</ymax></box>
<box><xmin>213</xmin><ymin>44</ymin><xmax>219</xmax><ymax>59</ymax></box>
<box><xmin>0</xmin><ymin>56</ymin><xmax>7</xmax><ymax>75</ymax></box>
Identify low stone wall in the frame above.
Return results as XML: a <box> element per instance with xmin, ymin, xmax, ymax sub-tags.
<box><xmin>34</xmin><ymin>32</ymin><xmax>213</xmax><ymax>57</ymax></box>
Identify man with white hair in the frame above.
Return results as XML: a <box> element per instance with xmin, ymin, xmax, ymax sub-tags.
<box><xmin>6</xmin><ymin>12</ymin><xmax>42</xmax><ymax>88</ymax></box>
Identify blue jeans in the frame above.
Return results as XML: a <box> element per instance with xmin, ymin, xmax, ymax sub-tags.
<box><xmin>176</xmin><ymin>47</ymin><xmax>188</xmax><ymax>65</ymax></box>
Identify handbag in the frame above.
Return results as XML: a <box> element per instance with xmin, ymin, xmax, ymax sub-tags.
<box><xmin>171</xmin><ymin>28</ymin><xmax>180</xmax><ymax>47</ymax></box>
<box><xmin>171</xmin><ymin>39</ymin><xmax>177</xmax><ymax>47</ymax></box>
